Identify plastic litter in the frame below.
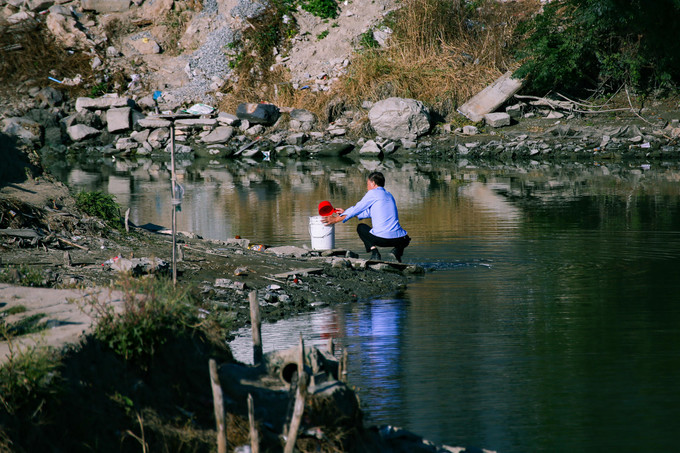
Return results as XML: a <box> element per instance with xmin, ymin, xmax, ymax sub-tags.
<box><xmin>184</xmin><ymin>103</ymin><xmax>214</xmax><ymax>115</ymax></box>
<box><xmin>127</xmin><ymin>74</ymin><xmax>141</xmax><ymax>90</ymax></box>
<box><xmin>234</xmin><ymin>267</ymin><xmax>249</xmax><ymax>276</ymax></box>
<box><xmin>102</xmin><ymin>255</ymin><xmax>121</xmax><ymax>266</ymax></box>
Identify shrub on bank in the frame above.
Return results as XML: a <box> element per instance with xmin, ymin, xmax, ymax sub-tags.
<box><xmin>335</xmin><ymin>0</ymin><xmax>531</xmax><ymax>117</ymax></box>
<box><xmin>0</xmin><ymin>275</ymin><xmax>236</xmax><ymax>452</ymax></box>
<box><xmin>514</xmin><ymin>0</ymin><xmax>680</xmax><ymax>95</ymax></box>
<box><xmin>87</xmin><ymin>275</ymin><xmax>229</xmax><ymax>367</ymax></box>
<box><xmin>75</xmin><ymin>190</ymin><xmax>124</xmax><ymax>230</ymax></box>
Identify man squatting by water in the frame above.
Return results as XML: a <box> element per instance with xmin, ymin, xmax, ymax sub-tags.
<box><xmin>322</xmin><ymin>171</ymin><xmax>411</xmax><ymax>262</ymax></box>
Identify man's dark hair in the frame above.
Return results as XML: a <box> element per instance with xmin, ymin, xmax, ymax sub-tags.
<box><xmin>368</xmin><ymin>171</ymin><xmax>385</xmax><ymax>187</ymax></box>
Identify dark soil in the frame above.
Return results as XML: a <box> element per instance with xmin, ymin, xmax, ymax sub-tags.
<box><xmin>0</xmin><ymin>176</ymin><xmax>412</xmax><ymax>327</ymax></box>
<box><xmin>0</xmin><ymin>173</ymin><xmax>425</xmax><ymax>453</ymax></box>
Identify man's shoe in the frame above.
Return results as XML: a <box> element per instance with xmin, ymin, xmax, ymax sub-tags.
<box><xmin>370</xmin><ymin>249</ymin><xmax>381</xmax><ymax>261</ymax></box>
<box><xmin>390</xmin><ymin>248</ymin><xmax>402</xmax><ymax>263</ymax></box>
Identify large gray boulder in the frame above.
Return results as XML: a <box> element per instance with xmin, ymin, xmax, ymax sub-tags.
<box><xmin>67</xmin><ymin>124</ymin><xmax>100</xmax><ymax>142</ymax></box>
<box><xmin>107</xmin><ymin>107</ymin><xmax>131</xmax><ymax>133</ymax></box>
<box><xmin>368</xmin><ymin>97</ymin><xmax>430</xmax><ymax>140</ymax></box>
<box><xmin>1</xmin><ymin>117</ymin><xmax>43</xmax><ymax>144</ymax></box>
<box><xmin>236</xmin><ymin>103</ymin><xmax>280</xmax><ymax>126</ymax></box>
<box><xmin>201</xmin><ymin>126</ymin><xmax>234</xmax><ymax>144</ymax></box>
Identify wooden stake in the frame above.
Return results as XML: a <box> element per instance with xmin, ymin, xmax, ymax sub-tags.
<box><xmin>249</xmin><ymin>290</ymin><xmax>263</xmax><ymax>365</ymax></box>
<box><xmin>341</xmin><ymin>349</ymin><xmax>348</xmax><ymax>383</ymax></box>
<box><xmin>337</xmin><ymin>347</ymin><xmax>343</xmax><ymax>382</ymax></box>
<box><xmin>125</xmin><ymin>208</ymin><xmax>130</xmax><ymax>233</ymax></box>
<box><xmin>284</xmin><ymin>336</ymin><xmax>307</xmax><ymax>453</ymax></box>
<box><xmin>297</xmin><ymin>334</ymin><xmax>304</xmax><ymax>377</ymax></box>
<box><xmin>327</xmin><ymin>337</ymin><xmax>334</xmax><ymax>355</ymax></box>
<box><xmin>209</xmin><ymin>359</ymin><xmax>227</xmax><ymax>453</ymax></box>
<box><xmin>170</xmin><ymin>123</ymin><xmax>177</xmax><ymax>286</ymax></box>
<box><xmin>248</xmin><ymin>393</ymin><xmax>259</xmax><ymax>453</ymax></box>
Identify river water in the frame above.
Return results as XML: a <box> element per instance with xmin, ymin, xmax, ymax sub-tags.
<box><xmin>56</xmin><ymin>153</ymin><xmax>680</xmax><ymax>452</ymax></box>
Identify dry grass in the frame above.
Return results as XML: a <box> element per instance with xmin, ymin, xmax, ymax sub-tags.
<box><xmin>217</xmin><ymin>0</ymin><xmax>542</xmax><ymax>124</ymax></box>
<box><xmin>334</xmin><ymin>0</ymin><xmax>540</xmax><ymax>118</ymax></box>
<box><xmin>219</xmin><ymin>0</ymin><xmax>540</xmax><ymax>122</ymax></box>
<box><xmin>0</xmin><ymin>20</ymin><xmax>93</xmax><ymax>98</ymax></box>
<box><xmin>218</xmin><ymin>66</ymin><xmax>333</xmax><ymax>121</ymax></box>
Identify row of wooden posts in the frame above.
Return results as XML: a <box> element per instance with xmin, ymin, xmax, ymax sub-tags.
<box><xmin>208</xmin><ymin>290</ymin><xmax>349</xmax><ymax>453</ymax></box>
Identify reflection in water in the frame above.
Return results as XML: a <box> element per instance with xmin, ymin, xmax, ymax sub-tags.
<box><xmin>56</xmin><ymin>154</ymin><xmax>680</xmax><ymax>452</ymax></box>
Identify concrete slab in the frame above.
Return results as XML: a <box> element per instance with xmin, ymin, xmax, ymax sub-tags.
<box><xmin>458</xmin><ymin>71</ymin><xmax>524</xmax><ymax>122</ymax></box>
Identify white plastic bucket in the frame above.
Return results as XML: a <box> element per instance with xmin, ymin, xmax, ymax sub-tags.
<box><xmin>309</xmin><ymin>216</ymin><xmax>335</xmax><ymax>250</ymax></box>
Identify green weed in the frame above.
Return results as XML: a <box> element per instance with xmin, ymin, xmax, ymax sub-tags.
<box><xmin>359</xmin><ymin>30</ymin><xmax>380</xmax><ymax>49</ymax></box>
<box><xmin>0</xmin><ymin>336</ymin><xmax>61</xmax><ymax>415</ymax></box>
<box><xmin>84</xmin><ymin>276</ymin><xmax>232</xmax><ymax>369</ymax></box>
<box><xmin>2</xmin><ymin>306</ymin><xmax>27</xmax><ymax>316</ymax></box>
<box><xmin>300</xmin><ymin>0</ymin><xmax>338</xmax><ymax>19</ymax></box>
<box><xmin>317</xmin><ymin>30</ymin><xmax>329</xmax><ymax>40</ymax></box>
<box><xmin>75</xmin><ymin>191</ymin><xmax>123</xmax><ymax>229</ymax></box>
<box><xmin>89</xmin><ymin>82</ymin><xmax>108</xmax><ymax>98</ymax></box>
<box><xmin>0</xmin><ymin>265</ymin><xmax>48</xmax><ymax>287</ymax></box>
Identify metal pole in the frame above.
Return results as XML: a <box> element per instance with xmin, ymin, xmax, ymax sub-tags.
<box><xmin>170</xmin><ymin>123</ymin><xmax>177</xmax><ymax>285</ymax></box>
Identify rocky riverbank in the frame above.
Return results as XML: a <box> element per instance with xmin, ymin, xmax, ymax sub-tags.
<box><xmin>3</xmin><ymin>87</ymin><xmax>680</xmax><ymax>177</ymax></box>
<box><xmin>2</xmin><ymin>1</ymin><xmax>679</xmax><ymax>451</ymax></box>
<box><xmin>1</xmin><ymin>173</ymin><xmax>460</xmax><ymax>452</ymax></box>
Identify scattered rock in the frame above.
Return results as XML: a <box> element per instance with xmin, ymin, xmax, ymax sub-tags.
<box><xmin>484</xmin><ymin>112</ymin><xmax>511</xmax><ymax>128</ymax></box>
<box><xmin>1</xmin><ymin>117</ymin><xmax>42</xmax><ymax>144</ymax></box>
<box><xmin>201</xmin><ymin>126</ymin><xmax>234</xmax><ymax>144</ymax></box>
<box><xmin>66</xmin><ymin>124</ymin><xmax>100</xmax><ymax>141</ymax></box>
<box><xmin>106</xmin><ymin>107</ymin><xmax>131</xmax><ymax>133</ymax></box>
<box><xmin>368</xmin><ymin>97</ymin><xmax>431</xmax><ymax>140</ymax></box>
<box><xmin>236</xmin><ymin>103</ymin><xmax>281</xmax><ymax>126</ymax></box>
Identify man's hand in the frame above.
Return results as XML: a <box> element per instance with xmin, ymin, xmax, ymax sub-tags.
<box><xmin>322</xmin><ymin>214</ymin><xmax>345</xmax><ymax>225</ymax></box>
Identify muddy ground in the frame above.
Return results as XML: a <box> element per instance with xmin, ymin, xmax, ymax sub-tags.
<box><xmin>0</xmin><ymin>168</ymin><xmax>440</xmax><ymax>453</ymax></box>
<box><xmin>0</xmin><ymin>175</ymin><xmax>415</xmax><ymax>337</ymax></box>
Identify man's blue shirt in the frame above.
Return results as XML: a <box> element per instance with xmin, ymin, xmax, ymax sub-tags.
<box><xmin>342</xmin><ymin>187</ymin><xmax>408</xmax><ymax>239</ymax></box>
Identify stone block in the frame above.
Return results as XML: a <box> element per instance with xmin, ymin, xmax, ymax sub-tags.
<box><xmin>483</xmin><ymin>112</ymin><xmax>511</xmax><ymax>128</ymax></box>
<box><xmin>75</xmin><ymin>96</ymin><xmax>131</xmax><ymax>112</ymax></box>
<box><xmin>138</xmin><ymin>117</ymin><xmax>172</xmax><ymax>128</ymax></box>
<box><xmin>106</xmin><ymin>107</ymin><xmax>131</xmax><ymax>133</ymax></box>
<box><xmin>67</xmin><ymin>124</ymin><xmax>100</xmax><ymax>141</ymax></box>
<box><xmin>81</xmin><ymin>0</ymin><xmax>130</xmax><ymax>13</ymax></box>
<box><xmin>201</xmin><ymin>126</ymin><xmax>234</xmax><ymax>144</ymax></box>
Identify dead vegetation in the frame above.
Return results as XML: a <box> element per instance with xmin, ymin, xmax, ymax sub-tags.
<box><xmin>335</xmin><ymin>0</ymin><xmax>539</xmax><ymax>118</ymax></box>
<box><xmin>0</xmin><ymin>19</ymin><xmax>94</xmax><ymax>100</ymax></box>
<box><xmin>217</xmin><ymin>0</ymin><xmax>540</xmax><ymax>122</ymax></box>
